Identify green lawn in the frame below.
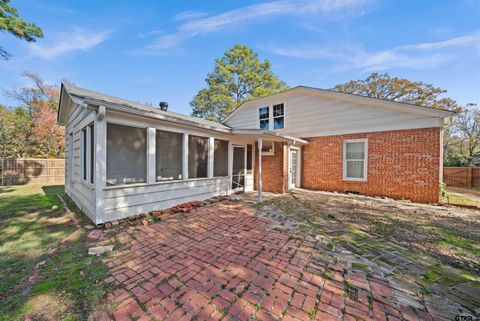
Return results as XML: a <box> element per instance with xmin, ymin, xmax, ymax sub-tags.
<box><xmin>0</xmin><ymin>185</ymin><xmax>111</xmax><ymax>321</ymax></box>
<box><xmin>443</xmin><ymin>191</ymin><xmax>480</xmax><ymax>208</ymax></box>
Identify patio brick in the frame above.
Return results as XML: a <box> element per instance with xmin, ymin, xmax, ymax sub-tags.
<box><xmin>97</xmin><ymin>201</ymin><xmax>442</xmax><ymax>321</ymax></box>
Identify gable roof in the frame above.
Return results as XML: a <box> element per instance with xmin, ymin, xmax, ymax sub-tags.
<box><xmin>58</xmin><ymin>83</ymin><xmax>231</xmax><ymax>132</ymax></box>
<box><xmin>222</xmin><ymin>85</ymin><xmax>455</xmax><ymax>123</ymax></box>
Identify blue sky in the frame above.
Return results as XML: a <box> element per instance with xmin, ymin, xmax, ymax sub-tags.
<box><xmin>1</xmin><ymin>0</ymin><xmax>479</xmax><ymax>114</ymax></box>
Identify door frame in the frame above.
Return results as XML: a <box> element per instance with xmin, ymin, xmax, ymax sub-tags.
<box><xmin>288</xmin><ymin>146</ymin><xmax>301</xmax><ymax>190</ymax></box>
<box><xmin>232</xmin><ymin>145</ymin><xmax>246</xmax><ymax>193</ymax></box>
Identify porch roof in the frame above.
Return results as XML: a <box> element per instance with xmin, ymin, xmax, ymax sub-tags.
<box><xmin>58</xmin><ymin>83</ymin><xmax>232</xmax><ymax>133</ymax></box>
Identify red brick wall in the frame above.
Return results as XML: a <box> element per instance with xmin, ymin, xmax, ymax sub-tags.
<box><xmin>254</xmin><ymin>142</ymin><xmax>288</xmax><ymax>193</ymax></box>
<box><xmin>301</xmin><ymin>128</ymin><xmax>441</xmax><ymax>203</ymax></box>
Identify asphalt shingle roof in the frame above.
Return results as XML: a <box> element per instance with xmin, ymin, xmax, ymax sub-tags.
<box><xmin>63</xmin><ymin>83</ymin><xmax>231</xmax><ymax>131</ymax></box>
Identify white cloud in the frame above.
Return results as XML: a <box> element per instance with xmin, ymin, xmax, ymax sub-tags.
<box><xmin>134</xmin><ymin>0</ymin><xmax>369</xmax><ymax>55</ymax></box>
<box><xmin>267</xmin><ymin>31</ymin><xmax>480</xmax><ymax>71</ymax></box>
<box><xmin>28</xmin><ymin>27</ymin><xmax>111</xmax><ymax>59</ymax></box>
<box><xmin>174</xmin><ymin>10</ymin><xmax>210</xmax><ymax>22</ymax></box>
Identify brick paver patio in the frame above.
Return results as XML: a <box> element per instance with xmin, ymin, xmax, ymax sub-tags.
<box><xmin>87</xmin><ymin>197</ymin><xmax>463</xmax><ymax>321</ymax></box>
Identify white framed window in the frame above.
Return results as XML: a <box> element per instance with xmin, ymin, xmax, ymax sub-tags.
<box><xmin>68</xmin><ymin>132</ymin><xmax>74</xmax><ymax>181</ymax></box>
<box><xmin>261</xmin><ymin>140</ymin><xmax>275</xmax><ymax>156</ymax></box>
<box><xmin>259</xmin><ymin>107</ymin><xmax>269</xmax><ymax>131</ymax></box>
<box><xmin>81</xmin><ymin>128</ymin><xmax>87</xmax><ymax>181</ymax></box>
<box><xmin>343</xmin><ymin>139</ymin><xmax>368</xmax><ymax>181</ymax></box>
<box><xmin>80</xmin><ymin>123</ymin><xmax>95</xmax><ymax>185</ymax></box>
<box><xmin>273</xmin><ymin>103</ymin><xmax>284</xmax><ymax>129</ymax></box>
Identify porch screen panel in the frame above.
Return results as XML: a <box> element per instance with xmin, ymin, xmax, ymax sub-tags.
<box><xmin>156</xmin><ymin>130</ymin><xmax>183</xmax><ymax>181</ymax></box>
<box><xmin>188</xmin><ymin>135</ymin><xmax>208</xmax><ymax>178</ymax></box>
<box><xmin>214</xmin><ymin>139</ymin><xmax>228</xmax><ymax>177</ymax></box>
<box><xmin>106</xmin><ymin>123</ymin><xmax>146</xmax><ymax>185</ymax></box>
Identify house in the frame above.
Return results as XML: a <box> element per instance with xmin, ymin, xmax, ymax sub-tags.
<box><xmin>57</xmin><ymin>84</ymin><xmax>453</xmax><ymax>224</ymax></box>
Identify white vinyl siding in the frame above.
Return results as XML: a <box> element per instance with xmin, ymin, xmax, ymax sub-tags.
<box><xmin>64</xmin><ymin>104</ymin><xmax>96</xmax><ymax>222</ymax></box>
<box><xmin>225</xmin><ymin>91</ymin><xmax>445</xmax><ymax>137</ymax></box>
<box><xmin>102</xmin><ymin>177</ymin><xmax>230</xmax><ymax>222</ymax></box>
<box><xmin>343</xmin><ymin>139</ymin><xmax>368</xmax><ymax>181</ymax></box>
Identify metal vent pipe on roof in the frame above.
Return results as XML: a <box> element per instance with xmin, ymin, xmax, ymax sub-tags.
<box><xmin>159</xmin><ymin>102</ymin><xmax>168</xmax><ymax>111</ymax></box>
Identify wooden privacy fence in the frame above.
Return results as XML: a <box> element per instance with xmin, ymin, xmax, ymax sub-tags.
<box><xmin>0</xmin><ymin>158</ymin><xmax>65</xmax><ymax>186</ymax></box>
<box><xmin>443</xmin><ymin>167</ymin><xmax>480</xmax><ymax>189</ymax></box>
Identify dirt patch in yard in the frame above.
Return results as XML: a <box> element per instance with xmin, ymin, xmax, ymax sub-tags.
<box><xmin>291</xmin><ymin>189</ymin><xmax>480</xmax><ymax>273</ymax></box>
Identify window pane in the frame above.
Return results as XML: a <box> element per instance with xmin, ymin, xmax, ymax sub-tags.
<box><xmin>273</xmin><ymin>104</ymin><xmax>284</xmax><ymax>117</ymax></box>
<box><xmin>107</xmin><ymin>123</ymin><xmax>146</xmax><ymax>185</ymax></box>
<box><xmin>188</xmin><ymin>135</ymin><xmax>208</xmax><ymax>178</ymax></box>
<box><xmin>259</xmin><ymin>107</ymin><xmax>269</xmax><ymax>119</ymax></box>
<box><xmin>69</xmin><ymin>133</ymin><xmax>73</xmax><ymax>179</ymax></box>
<box><xmin>156</xmin><ymin>130</ymin><xmax>183</xmax><ymax>181</ymax></box>
<box><xmin>260</xmin><ymin>119</ymin><xmax>269</xmax><ymax>130</ymax></box>
<box><xmin>90</xmin><ymin>124</ymin><xmax>94</xmax><ymax>184</ymax></box>
<box><xmin>347</xmin><ymin>160</ymin><xmax>364</xmax><ymax>178</ymax></box>
<box><xmin>82</xmin><ymin>128</ymin><xmax>87</xmax><ymax>180</ymax></box>
<box><xmin>214</xmin><ymin>139</ymin><xmax>228</xmax><ymax>177</ymax></box>
<box><xmin>346</xmin><ymin>142</ymin><xmax>365</xmax><ymax>159</ymax></box>
<box><xmin>273</xmin><ymin>117</ymin><xmax>284</xmax><ymax>129</ymax></box>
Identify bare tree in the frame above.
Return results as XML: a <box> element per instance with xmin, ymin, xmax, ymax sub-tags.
<box><xmin>452</xmin><ymin>105</ymin><xmax>480</xmax><ymax>166</ymax></box>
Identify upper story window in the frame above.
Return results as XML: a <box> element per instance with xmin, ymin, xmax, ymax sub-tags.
<box><xmin>273</xmin><ymin>104</ymin><xmax>284</xmax><ymax>129</ymax></box>
<box><xmin>343</xmin><ymin>139</ymin><xmax>368</xmax><ymax>181</ymax></box>
<box><xmin>259</xmin><ymin>107</ymin><xmax>269</xmax><ymax>131</ymax></box>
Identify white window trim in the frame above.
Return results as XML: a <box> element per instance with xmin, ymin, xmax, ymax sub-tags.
<box><xmin>80</xmin><ymin>127</ymin><xmax>86</xmax><ymax>182</ymax></box>
<box><xmin>80</xmin><ymin>124</ymin><xmax>95</xmax><ymax>188</ymax></box>
<box><xmin>258</xmin><ymin>106</ymin><xmax>270</xmax><ymax>131</ymax></box>
<box><xmin>272</xmin><ymin>103</ymin><xmax>285</xmax><ymax>130</ymax></box>
<box><xmin>343</xmin><ymin>138</ymin><xmax>368</xmax><ymax>182</ymax></box>
<box><xmin>68</xmin><ymin>132</ymin><xmax>74</xmax><ymax>182</ymax></box>
<box><xmin>257</xmin><ymin>101</ymin><xmax>286</xmax><ymax>131</ymax></box>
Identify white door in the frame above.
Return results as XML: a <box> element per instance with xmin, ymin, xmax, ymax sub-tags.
<box><xmin>289</xmin><ymin>149</ymin><xmax>300</xmax><ymax>189</ymax></box>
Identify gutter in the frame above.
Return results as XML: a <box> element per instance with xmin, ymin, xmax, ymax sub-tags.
<box><xmin>231</xmin><ymin>128</ymin><xmax>308</xmax><ymax>145</ymax></box>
